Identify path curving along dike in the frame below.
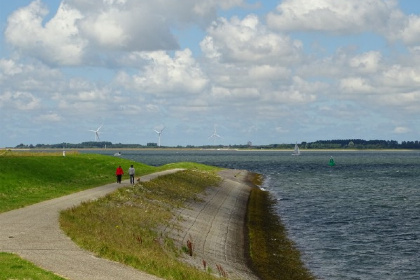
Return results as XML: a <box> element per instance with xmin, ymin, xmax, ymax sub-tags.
<box><xmin>0</xmin><ymin>168</ymin><xmax>259</xmax><ymax>280</ymax></box>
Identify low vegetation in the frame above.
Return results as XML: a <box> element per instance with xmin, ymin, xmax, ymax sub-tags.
<box><xmin>247</xmin><ymin>187</ymin><xmax>315</xmax><ymax>280</ymax></box>
<box><xmin>60</xmin><ymin>169</ymin><xmax>221</xmax><ymax>280</ymax></box>
<box><xmin>1</xmin><ymin>151</ymin><xmax>315</xmax><ymax>280</ymax></box>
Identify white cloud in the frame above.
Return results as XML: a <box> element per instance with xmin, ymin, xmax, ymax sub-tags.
<box><xmin>248</xmin><ymin>65</ymin><xmax>291</xmax><ymax>81</ymax></box>
<box><xmin>210</xmin><ymin>86</ymin><xmax>260</xmax><ymax>101</ymax></box>
<box><xmin>381</xmin><ymin>65</ymin><xmax>420</xmax><ymax>88</ymax></box>
<box><xmin>0</xmin><ymin>59</ymin><xmax>23</xmax><ymax>76</ymax></box>
<box><xmin>117</xmin><ymin>49</ymin><xmax>208</xmax><ymax>95</ymax></box>
<box><xmin>0</xmin><ymin>91</ymin><xmax>41</xmax><ymax>110</ymax></box>
<box><xmin>267</xmin><ymin>76</ymin><xmax>319</xmax><ymax>104</ymax></box>
<box><xmin>339</xmin><ymin>77</ymin><xmax>375</xmax><ymax>94</ymax></box>
<box><xmin>35</xmin><ymin>113</ymin><xmax>62</xmax><ymax>122</ymax></box>
<box><xmin>2</xmin><ymin>1</ymin><xmax>420</xmax><ymax>146</ymax></box>
<box><xmin>4</xmin><ymin>0</ymin><xmax>249</xmax><ymax>67</ymax></box>
<box><xmin>393</xmin><ymin>14</ymin><xmax>420</xmax><ymax>45</ymax></box>
<box><xmin>201</xmin><ymin>14</ymin><xmax>303</xmax><ymax>64</ymax></box>
<box><xmin>56</xmin><ymin>82</ymin><xmax>115</xmax><ymax>115</ymax></box>
<box><xmin>267</xmin><ymin>0</ymin><xmax>398</xmax><ymax>34</ymax></box>
<box><xmin>0</xmin><ymin>59</ymin><xmax>63</xmax><ymax>96</ymax></box>
<box><xmin>5</xmin><ymin>0</ymin><xmax>85</xmax><ymax>65</ymax></box>
<box><xmin>76</xmin><ymin>3</ymin><xmax>178</xmax><ymax>52</ymax></box>
<box><xmin>376</xmin><ymin>91</ymin><xmax>420</xmax><ymax>109</ymax></box>
<box><xmin>348</xmin><ymin>51</ymin><xmax>382</xmax><ymax>73</ymax></box>
<box><xmin>393</xmin><ymin>126</ymin><xmax>410</xmax><ymax>134</ymax></box>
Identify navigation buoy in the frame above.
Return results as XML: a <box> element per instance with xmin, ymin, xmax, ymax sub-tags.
<box><xmin>329</xmin><ymin>156</ymin><xmax>335</xmax><ymax>166</ymax></box>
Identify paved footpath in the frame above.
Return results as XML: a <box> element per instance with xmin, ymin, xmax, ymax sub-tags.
<box><xmin>0</xmin><ymin>170</ymin><xmax>184</xmax><ymax>280</ymax></box>
<box><xmin>0</xmin><ymin>168</ymin><xmax>260</xmax><ymax>280</ymax></box>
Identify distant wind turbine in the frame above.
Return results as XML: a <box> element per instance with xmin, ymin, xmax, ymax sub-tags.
<box><xmin>89</xmin><ymin>125</ymin><xmax>103</xmax><ymax>141</ymax></box>
<box><xmin>154</xmin><ymin>127</ymin><xmax>164</xmax><ymax>147</ymax></box>
<box><xmin>209</xmin><ymin>125</ymin><xmax>222</xmax><ymax>145</ymax></box>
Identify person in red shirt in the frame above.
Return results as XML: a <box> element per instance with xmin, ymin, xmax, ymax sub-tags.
<box><xmin>116</xmin><ymin>166</ymin><xmax>124</xmax><ymax>183</ymax></box>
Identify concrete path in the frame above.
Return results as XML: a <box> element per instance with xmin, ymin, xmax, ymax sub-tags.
<box><xmin>0</xmin><ymin>168</ymin><xmax>260</xmax><ymax>280</ymax></box>
<box><xmin>0</xmin><ymin>169</ymin><xmax>184</xmax><ymax>280</ymax></box>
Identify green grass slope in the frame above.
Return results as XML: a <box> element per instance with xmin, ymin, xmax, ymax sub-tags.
<box><xmin>0</xmin><ymin>252</ymin><xmax>66</xmax><ymax>280</ymax></box>
<box><xmin>0</xmin><ymin>151</ymin><xmax>314</xmax><ymax>280</ymax></box>
<box><xmin>0</xmin><ymin>151</ymin><xmax>177</xmax><ymax>213</ymax></box>
<box><xmin>61</xmin><ymin>169</ymin><xmax>221</xmax><ymax>280</ymax></box>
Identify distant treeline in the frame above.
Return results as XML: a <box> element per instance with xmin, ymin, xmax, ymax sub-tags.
<box><xmin>299</xmin><ymin>139</ymin><xmax>420</xmax><ymax>149</ymax></box>
<box><xmin>11</xmin><ymin>139</ymin><xmax>420</xmax><ymax>150</ymax></box>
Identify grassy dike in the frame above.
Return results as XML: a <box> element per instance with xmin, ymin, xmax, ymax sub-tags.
<box><xmin>0</xmin><ymin>151</ymin><xmax>154</xmax><ymax>213</ymax></box>
<box><xmin>0</xmin><ymin>151</ymin><xmax>315</xmax><ymax>280</ymax></box>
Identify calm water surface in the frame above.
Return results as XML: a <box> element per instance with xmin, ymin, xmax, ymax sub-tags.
<box><xmin>86</xmin><ymin>150</ymin><xmax>420</xmax><ymax>279</ymax></box>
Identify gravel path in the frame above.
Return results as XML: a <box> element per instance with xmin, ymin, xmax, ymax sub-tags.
<box><xmin>0</xmin><ymin>168</ymin><xmax>259</xmax><ymax>280</ymax></box>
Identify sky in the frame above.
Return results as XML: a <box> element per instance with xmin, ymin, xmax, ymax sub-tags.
<box><xmin>1</xmin><ymin>0</ymin><xmax>420</xmax><ymax>147</ymax></box>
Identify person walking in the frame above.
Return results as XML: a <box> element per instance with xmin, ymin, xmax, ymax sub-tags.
<box><xmin>116</xmin><ymin>165</ymin><xmax>124</xmax><ymax>183</ymax></box>
<box><xmin>128</xmin><ymin>165</ymin><xmax>135</xmax><ymax>185</ymax></box>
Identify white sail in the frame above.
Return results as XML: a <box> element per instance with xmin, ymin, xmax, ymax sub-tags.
<box><xmin>292</xmin><ymin>143</ymin><xmax>300</xmax><ymax>156</ymax></box>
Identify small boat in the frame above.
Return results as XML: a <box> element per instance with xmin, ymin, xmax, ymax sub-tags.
<box><xmin>292</xmin><ymin>143</ymin><xmax>300</xmax><ymax>156</ymax></box>
<box><xmin>114</xmin><ymin>152</ymin><xmax>122</xmax><ymax>157</ymax></box>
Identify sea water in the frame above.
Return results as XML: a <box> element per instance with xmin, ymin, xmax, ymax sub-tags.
<box><xmin>86</xmin><ymin>150</ymin><xmax>420</xmax><ymax>279</ymax></box>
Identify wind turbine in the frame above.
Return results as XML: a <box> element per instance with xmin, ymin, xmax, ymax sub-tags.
<box><xmin>154</xmin><ymin>127</ymin><xmax>164</xmax><ymax>147</ymax></box>
<box><xmin>89</xmin><ymin>125</ymin><xmax>103</xmax><ymax>141</ymax></box>
<box><xmin>209</xmin><ymin>125</ymin><xmax>222</xmax><ymax>145</ymax></box>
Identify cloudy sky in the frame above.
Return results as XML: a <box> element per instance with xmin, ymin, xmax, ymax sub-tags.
<box><xmin>1</xmin><ymin>0</ymin><xmax>420</xmax><ymax>147</ymax></box>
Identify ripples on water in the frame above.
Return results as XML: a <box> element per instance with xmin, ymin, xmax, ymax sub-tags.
<box><xmin>86</xmin><ymin>150</ymin><xmax>420</xmax><ymax>279</ymax></box>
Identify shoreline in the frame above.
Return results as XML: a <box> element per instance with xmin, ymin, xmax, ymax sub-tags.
<box><xmin>0</xmin><ymin>167</ymin><xmax>315</xmax><ymax>279</ymax></box>
<box><xmin>3</xmin><ymin>147</ymin><xmax>418</xmax><ymax>151</ymax></box>
<box><xmin>161</xmin><ymin>169</ymin><xmax>315</xmax><ymax>280</ymax></box>
<box><xmin>246</xmin><ymin>181</ymin><xmax>315</xmax><ymax>280</ymax></box>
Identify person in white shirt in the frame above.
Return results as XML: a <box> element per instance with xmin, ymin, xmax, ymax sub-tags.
<box><xmin>128</xmin><ymin>165</ymin><xmax>135</xmax><ymax>184</ymax></box>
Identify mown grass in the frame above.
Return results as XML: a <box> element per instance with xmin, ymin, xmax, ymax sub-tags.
<box><xmin>1</xmin><ymin>151</ymin><xmax>315</xmax><ymax>280</ymax></box>
<box><xmin>247</xmin><ymin>187</ymin><xmax>316</xmax><ymax>280</ymax></box>
<box><xmin>60</xmin><ymin>169</ymin><xmax>221</xmax><ymax>280</ymax></box>
<box><xmin>0</xmin><ymin>252</ymin><xmax>66</xmax><ymax>280</ymax></box>
<box><xmin>0</xmin><ymin>151</ymin><xmax>204</xmax><ymax>213</ymax></box>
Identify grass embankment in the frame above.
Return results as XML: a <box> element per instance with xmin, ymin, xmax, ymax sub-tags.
<box><xmin>1</xmin><ymin>151</ymin><xmax>315</xmax><ymax>280</ymax></box>
<box><xmin>0</xmin><ymin>150</ymin><xmax>197</xmax><ymax>213</ymax></box>
<box><xmin>0</xmin><ymin>252</ymin><xmax>65</xmax><ymax>280</ymax></box>
<box><xmin>61</xmin><ymin>169</ymin><xmax>221</xmax><ymax>280</ymax></box>
<box><xmin>247</xmin><ymin>187</ymin><xmax>315</xmax><ymax>280</ymax></box>
<box><xmin>0</xmin><ymin>151</ymin><xmax>221</xmax><ymax>279</ymax></box>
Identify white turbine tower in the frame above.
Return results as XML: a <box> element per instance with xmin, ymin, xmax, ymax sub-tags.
<box><xmin>209</xmin><ymin>125</ymin><xmax>222</xmax><ymax>145</ymax></box>
<box><xmin>154</xmin><ymin>127</ymin><xmax>164</xmax><ymax>147</ymax></box>
<box><xmin>89</xmin><ymin>125</ymin><xmax>103</xmax><ymax>141</ymax></box>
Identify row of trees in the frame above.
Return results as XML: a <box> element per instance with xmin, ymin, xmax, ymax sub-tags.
<box><xmin>13</xmin><ymin>139</ymin><xmax>420</xmax><ymax>149</ymax></box>
<box><xmin>300</xmin><ymin>139</ymin><xmax>420</xmax><ymax>149</ymax></box>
